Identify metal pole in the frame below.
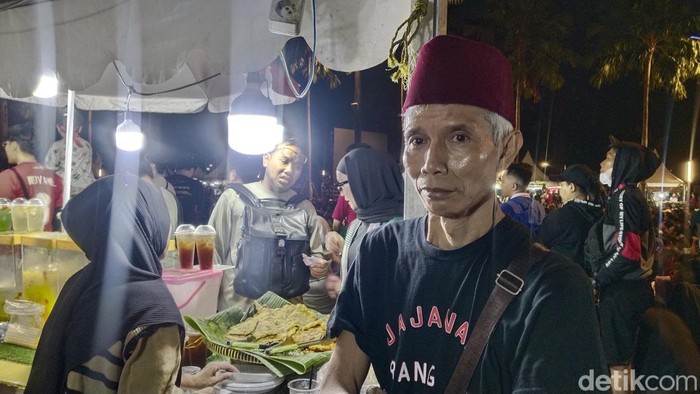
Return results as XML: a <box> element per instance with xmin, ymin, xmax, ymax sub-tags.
<box><xmin>62</xmin><ymin>89</ymin><xmax>76</xmax><ymax>210</ymax></box>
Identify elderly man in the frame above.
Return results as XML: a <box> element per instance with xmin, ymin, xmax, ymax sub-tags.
<box><xmin>322</xmin><ymin>36</ymin><xmax>606</xmax><ymax>392</ymax></box>
<box><xmin>208</xmin><ymin>139</ymin><xmax>329</xmax><ymax>312</ymax></box>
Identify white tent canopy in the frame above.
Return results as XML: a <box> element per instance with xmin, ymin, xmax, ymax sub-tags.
<box><xmin>646</xmin><ymin>162</ymin><xmax>685</xmax><ymax>188</ymax></box>
<box><xmin>521</xmin><ymin>151</ymin><xmax>550</xmax><ymax>182</ymax></box>
<box><xmin>0</xmin><ymin>0</ymin><xmax>410</xmax><ymax>112</ymax></box>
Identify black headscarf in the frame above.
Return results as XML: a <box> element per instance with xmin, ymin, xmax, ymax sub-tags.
<box><xmin>26</xmin><ymin>175</ymin><xmax>184</xmax><ymax>393</ymax></box>
<box><xmin>337</xmin><ymin>148</ymin><xmax>403</xmax><ymax>223</ymax></box>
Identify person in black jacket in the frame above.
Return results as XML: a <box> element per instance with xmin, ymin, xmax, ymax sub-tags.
<box><xmin>538</xmin><ymin>165</ymin><xmax>605</xmax><ymax>276</ymax></box>
<box><xmin>588</xmin><ymin>136</ymin><xmax>661</xmax><ymax>390</ymax></box>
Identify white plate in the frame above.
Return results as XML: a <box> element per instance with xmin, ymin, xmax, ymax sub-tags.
<box><xmin>215</xmin><ymin>375</ymin><xmax>284</xmax><ymax>393</ymax></box>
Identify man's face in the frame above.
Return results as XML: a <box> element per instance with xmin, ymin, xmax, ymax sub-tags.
<box><xmin>262</xmin><ymin>144</ymin><xmax>306</xmax><ymax>193</ymax></box>
<box><xmin>500</xmin><ymin>173</ymin><xmax>518</xmax><ymax>198</ymax></box>
<box><xmin>600</xmin><ymin>148</ymin><xmax>616</xmax><ymax>174</ymax></box>
<box><xmin>56</xmin><ymin>124</ymin><xmax>81</xmax><ymax>138</ymax></box>
<box><xmin>402</xmin><ymin>104</ymin><xmax>519</xmax><ymax>219</ymax></box>
<box><xmin>3</xmin><ymin>140</ymin><xmax>17</xmax><ymax>164</ymax></box>
<box><xmin>558</xmin><ymin>181</ymin><xmax>575</xmax><ymax>202</ymax></box>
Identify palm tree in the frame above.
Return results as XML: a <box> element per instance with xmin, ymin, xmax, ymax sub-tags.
<box><xmin>457</xmin><ymin>0</ymin><xmax>577</xmax><ymax>131</ymax></box>
<box><xmin>589</xmin><ymin>0</ymin><xmax>700</xmax><ymax>147</ymax></box>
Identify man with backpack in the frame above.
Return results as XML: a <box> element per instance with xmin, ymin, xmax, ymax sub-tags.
<box><xmin>208</xmin><ymin>139</ymin><xmax>328</xmax><ymax>312</ymax></box>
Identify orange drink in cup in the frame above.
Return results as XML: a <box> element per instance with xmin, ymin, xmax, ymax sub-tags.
<box><xmin>194</xmin><ymin>225</ymin><xmax>216</xmax><ymax>270</ymax></box>
<box><xmin>174</xmin><ymin>224</ymin><xmax>196</xmax><ymax>270</ymax></box>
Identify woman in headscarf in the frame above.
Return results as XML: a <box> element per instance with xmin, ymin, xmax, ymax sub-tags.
<box><xmin>26</xmin><ymin>175</ymin><xmax>234</xmax><ymax>393</ymax></box>
<box><xmin>326</xmin><ymin>148</ymin><xmax>404</xmax><ymax>299</ymax></box>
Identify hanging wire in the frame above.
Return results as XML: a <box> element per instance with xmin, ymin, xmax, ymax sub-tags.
<box><xmin>111</xmin><ymin>61</ymin><xmax>221</xmax><ymax>98</ymax></box>
<box><xmin>278</xmin><ymin>0</ymin><xmax>317</xmax><ymax>99</ymax></box>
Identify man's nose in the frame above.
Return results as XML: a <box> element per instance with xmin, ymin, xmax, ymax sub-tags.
<box><xmin>421</xmin><ymin>143</ymin><xmax>448</xmax><ymax>175</ymax></box>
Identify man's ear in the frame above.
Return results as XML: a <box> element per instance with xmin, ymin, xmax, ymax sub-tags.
<box><xmin>497</xmin><ymin>130</ymin><xmax>523</xmax><ymax>172</ymax></box>
<box><xmin>262</xmin><ymin>153</ymin><xmax>271</xmax><ymax>168</ymax></box>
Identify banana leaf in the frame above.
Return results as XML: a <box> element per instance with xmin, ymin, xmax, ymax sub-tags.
<box><xmin>184</xmin><ymin>291</ymin><xmax>332</xmax><ymax>377</ymax></box>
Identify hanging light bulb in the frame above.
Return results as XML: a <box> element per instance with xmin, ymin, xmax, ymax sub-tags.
<box><xmin>227</xmin><ymin>72</ymin><xmax>283</xmax><ymax>155</ymax></box>
<box><xmin>115</xmin><ymin>116</ymin><xmax>144</xmax><ymax>151</ymax></box>
<box><xmin>115</xmin><ymin>91</ymin><xmax>144</xmax><ymax>151</ymax></box>
<box><xmin>32</xmin><ymin>74</ymin><xmax>59</xmax><ymax>98</ymax></box>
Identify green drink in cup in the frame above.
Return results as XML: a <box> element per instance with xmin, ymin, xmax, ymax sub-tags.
<box><xmin>0</xmin><ymin>198</ymin><xmax>11</xmax><ymax>232</ymax></box>
<box><xmin>11</xmin><ymin>198</ymin><xmax>28</xmax><ymax>233</ymax></box>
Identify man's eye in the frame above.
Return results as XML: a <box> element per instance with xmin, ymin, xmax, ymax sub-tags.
<box><xmin>451</xmin><ymin>133</ymin><xmax>469</xmax><ymax>143</ymax></box>
<box><xmin>407</xmin><ymin>136</ymin><xmax>425</xmax><ymax>146</ymax></box>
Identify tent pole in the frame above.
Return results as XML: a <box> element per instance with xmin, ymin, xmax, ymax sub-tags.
<box><xmin>62</xmin><ymin>90</ymin><xmax>76</xmax><ymax>211</ymax></box>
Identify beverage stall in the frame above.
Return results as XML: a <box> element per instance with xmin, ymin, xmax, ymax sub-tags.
<box><xmin>0</xmin><ymin>232</ymin><xmax>184</xmax><ymax>391</ymax></box>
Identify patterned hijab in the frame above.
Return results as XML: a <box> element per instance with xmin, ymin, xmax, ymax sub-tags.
<box><xmin>26</xmin><ymin>175</ymin><xmax>183</xmax><ymax>393</ymax></box>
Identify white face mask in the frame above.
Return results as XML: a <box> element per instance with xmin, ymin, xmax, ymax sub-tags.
<box><xmin>599</xmin><ymin>168</ymin><xmax>613</xmax><ymax>187</ymax></box>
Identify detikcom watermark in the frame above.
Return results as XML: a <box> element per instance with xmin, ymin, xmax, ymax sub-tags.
<box><xmin>579</xmin><ymin>369</ymin><xmax>698</xmax><ymax>392</ymax></box>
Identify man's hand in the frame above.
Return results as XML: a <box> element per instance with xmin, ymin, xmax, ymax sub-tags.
<box><xmin>180</xmin><ymin>362</ymin><xmax>237</xmax><ymax>390</ymax></box>
<box><xmin>304</xmin><ymin>254</ymin><xmax>330</xmax><ymax>278</ymax></box>
<box><xmin>309</xmin><ymin>261</ymin><xmax>329</xmax><ymax>278</ymax></box>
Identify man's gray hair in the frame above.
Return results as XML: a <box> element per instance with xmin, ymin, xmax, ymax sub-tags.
<box><xmin>485</xmin><ymin>111</ymin><xmax>513</xmax><ymax>145</ymax></box>
<box><xmin>403</xmin><ymin>104</ymin><xmax>513</xmax><ymax>144</ymax></box>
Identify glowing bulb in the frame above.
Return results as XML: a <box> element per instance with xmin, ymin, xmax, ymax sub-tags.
<box><xmin>32</xmin><ymin>75</ymin><xmax>58</xmax><ymax>98</ymax></box>
<box><xmin>115</xmin><ymin>119</ymin><xmax>144</xmax><ymax>151</ymax></box>
<box><xmin>227</xmin><ymin>114</ymin><xmax>283</xmax><ymax>155</ymax></box>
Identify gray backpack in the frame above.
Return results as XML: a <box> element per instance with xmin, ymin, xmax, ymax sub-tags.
<box><xmin>230</xmin><ymin>183</ymin><xmax>311</xmax><ymax>299</ymax></box>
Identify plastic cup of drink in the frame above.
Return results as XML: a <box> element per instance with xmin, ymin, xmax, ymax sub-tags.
<box><xmin>287</xmin><ymin>378</ymin><xmax>320</xmax><ymax>394</ymax></box>
<box><xmin>26</xmin><ymin>198</ymin><xmax>47</xmax><ymax>232</ymax></box>
<box><xmin>194</xmin><ymin>225</ymin><xmax>216</xmax><ymax>270</ymax></box>
<box><xmin>0</xmin><ymin>198</ymin><xmax>12</xmax><ymax>232</ymax></box>
<box><xmin>174</xmin><ymin>224</ymin><xmax>196</xmax><ymax>270</ymax></box>
<box><xmin>11</xmin><ymin>198</ymin><xmax>28</xmax><ymax>233</ymax></box>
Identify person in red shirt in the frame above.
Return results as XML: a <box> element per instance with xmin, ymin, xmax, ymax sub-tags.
<box><xmin>331</xmin><ymin>194</ymin><xmax>356</xmax><ymax>234</ymax></box>
<box><xmin>0</xmin><ymin>123</ymin><xmax>63</xmax><ymax>231</ymax></box>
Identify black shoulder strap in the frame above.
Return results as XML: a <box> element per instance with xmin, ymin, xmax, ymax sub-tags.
<box><xmin>10</xmin><ymin>167</ymin><xmax>31</xmax><ymax>199</ymax></box>
<box><xmin>285</xmin><ymin>193</ymin><xmax>307</xmax><ymax>208</ymax></box>
<box><xmin>445</xmin><ymin>243</ymin><xmax>549</xmax><ymax>394</ymax></box>
<box><xmin>229</xmin><ymin>183</ymin><xmax>262</xmax><ymax>208</ymax></box>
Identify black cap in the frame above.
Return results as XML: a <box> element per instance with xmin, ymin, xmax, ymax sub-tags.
<box><xmin>550</xmin><ymin>164</ymin><xmax>598</xmax><ymax>190</ymax></box>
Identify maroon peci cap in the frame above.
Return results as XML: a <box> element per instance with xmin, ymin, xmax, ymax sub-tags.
<box><xmin>402</xmin><ymin>35</ymin><xmax>515</xmax><ymax>125</ymax></box>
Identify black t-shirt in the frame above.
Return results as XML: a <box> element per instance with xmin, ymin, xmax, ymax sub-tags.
<box><xmin>166</xmin><ymin>174</ymin><xmax>210</xmax><ymax>225</ymax></box>
<box><xmin>329</xmin><ymin>216</ymin><xmax>607</xmax><ymax>393</ymax></box>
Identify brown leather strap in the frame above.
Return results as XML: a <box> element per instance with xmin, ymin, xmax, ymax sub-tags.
<box><xmin>9</xmin><ymin>167</ymin><xmax>30</xmax><ymax>199</ymax></box>
<box><xmin>445</xmin><ymin>243</ymin><xmax>548</xmax><ymax>393</ymax></box>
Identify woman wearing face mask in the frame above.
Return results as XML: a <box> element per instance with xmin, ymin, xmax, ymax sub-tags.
<box><xmin>586</xmin><ymin>136</ymin><xmax>661</xmax><ymax>389</ymax></box>
<box><xmin>325</xmin><ymin>148</ymin><xmax>404</xmax><ymax>299</ymax></box>
<box><xmin>26</xmin><ymin>175</ymin><xmax>235</xmax><ymax>393</ymax></box>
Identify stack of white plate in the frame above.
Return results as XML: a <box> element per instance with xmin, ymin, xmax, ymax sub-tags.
<box><xmin>215</xmin><ymin>365</ymin><xmax>284</xmax><ymax>394</ymax></box>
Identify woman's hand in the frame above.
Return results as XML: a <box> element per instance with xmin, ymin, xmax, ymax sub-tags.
<box><xmin>325</xmin><ymin>231</ymin><xmax>345</xmax><ymax>255</ymax></box>
<box><xmin>326</xmin><ymin>274</ymin><xmax>342</xmax><ymax>299</ymax></box>
<box><xmin>180</xmin><ymin>362</ymin><xmax>237</xmax><ymax>389</ymax></box>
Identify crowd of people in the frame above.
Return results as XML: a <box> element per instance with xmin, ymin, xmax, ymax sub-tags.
<box><xmin>2</xmin><ymin>34</ymin><xmax>699</xmax><ymax>393</ymax></box>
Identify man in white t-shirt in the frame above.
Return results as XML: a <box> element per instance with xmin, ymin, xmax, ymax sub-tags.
<box><xmin>44</xmin><ymin>111</ymin><xmax>96</xmax><ymax>197</ymax></box>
